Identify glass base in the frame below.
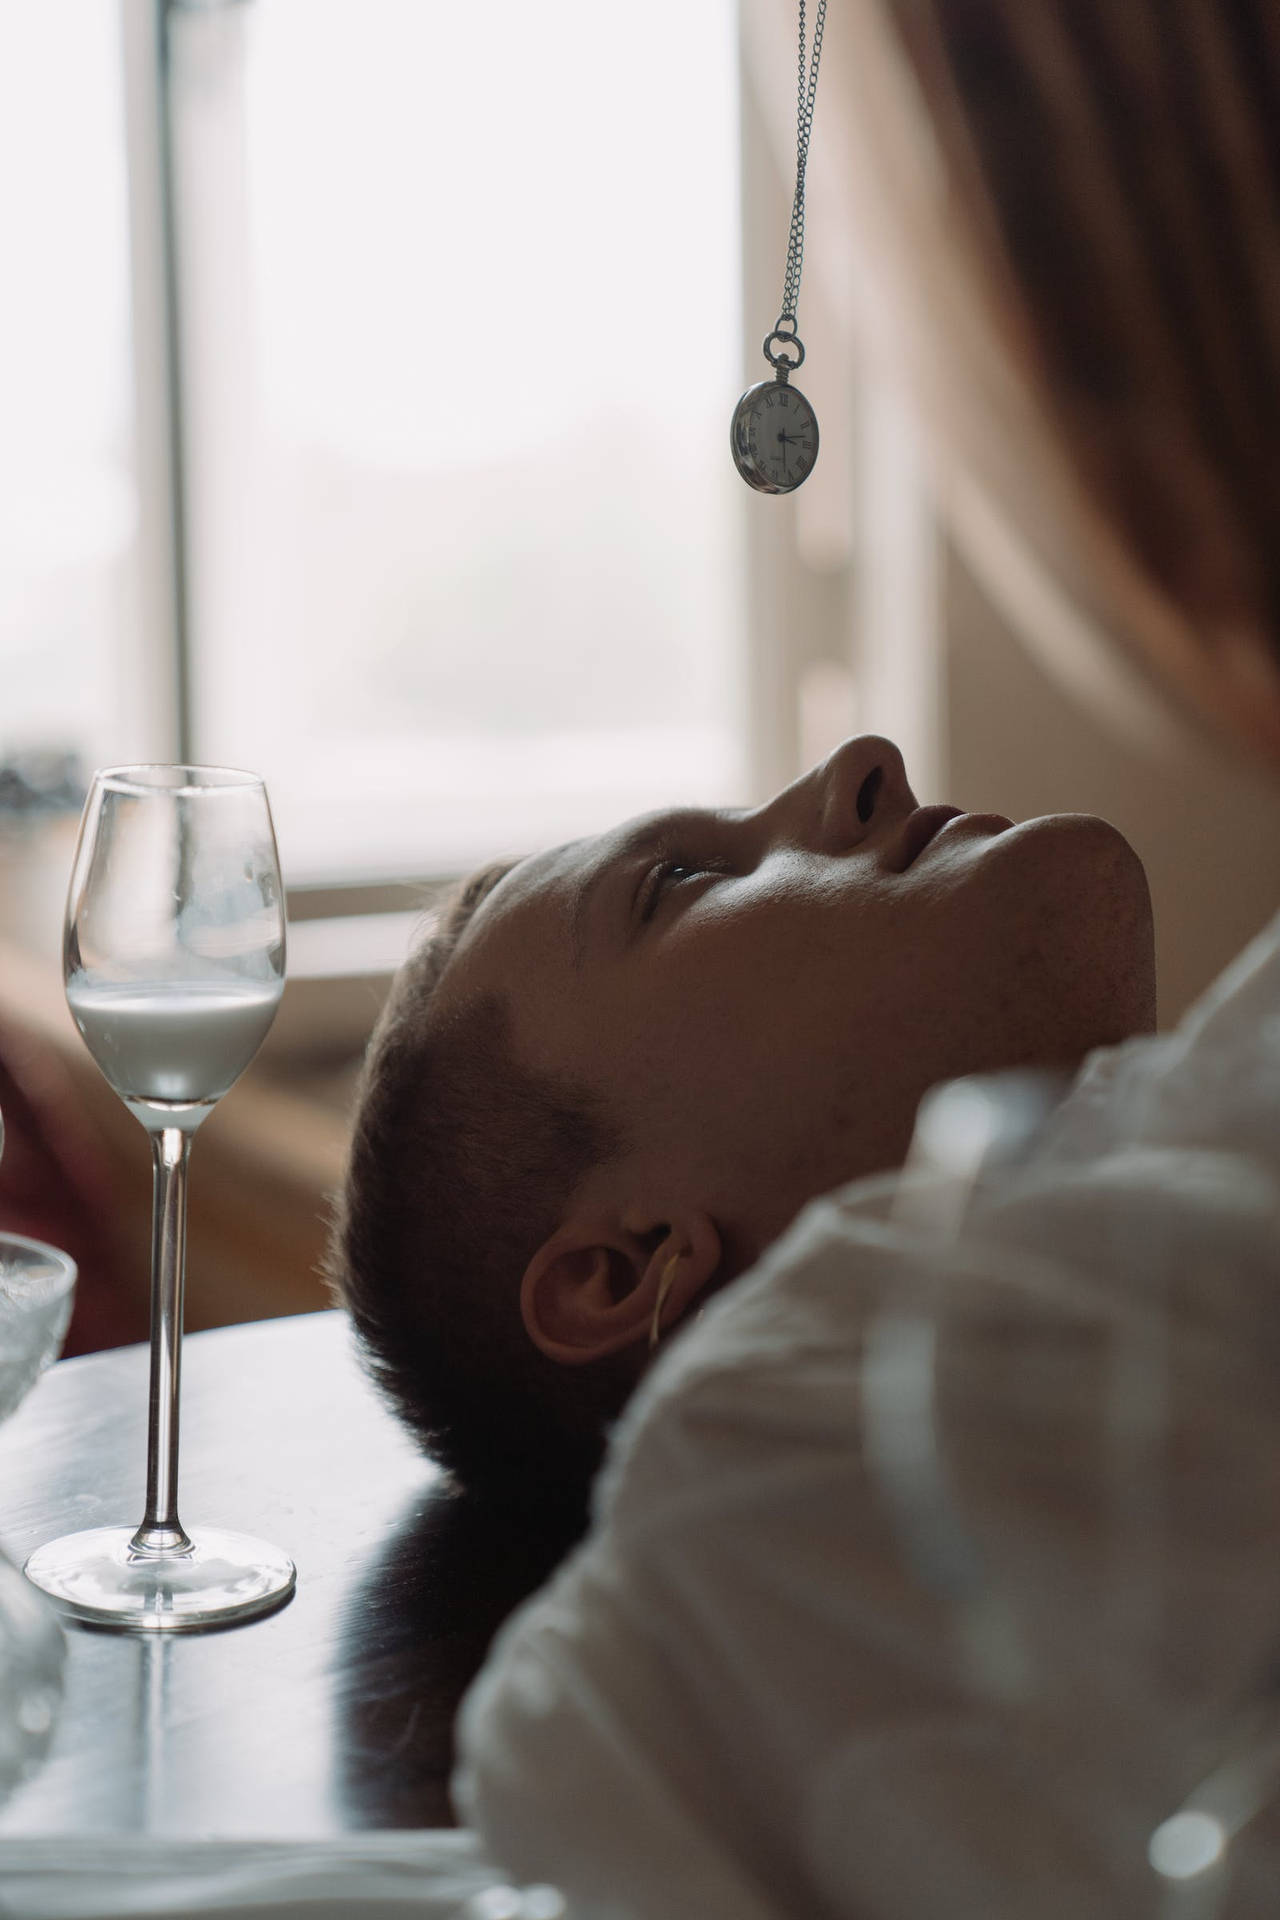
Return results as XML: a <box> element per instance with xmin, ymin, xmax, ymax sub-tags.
<box><xmin>23</xmin><ymin>1526</ymin><xmax>296</xmax><ymax>1633</ymax></box>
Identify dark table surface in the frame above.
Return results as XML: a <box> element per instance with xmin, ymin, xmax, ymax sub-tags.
<box><xmin>0</xmin><ymin>1311</ymin><xmax>575</xmax><ymax>1838</ymax></box>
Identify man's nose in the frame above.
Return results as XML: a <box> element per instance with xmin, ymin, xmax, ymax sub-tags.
<box><xmin>757</xmin><ymin>735</ymin><xmax>917</xmax><ymax>854</ymax></box>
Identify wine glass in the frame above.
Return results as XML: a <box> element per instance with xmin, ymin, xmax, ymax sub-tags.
<box><xmin>24</xmin><ymin>765</ymin><xmax>295</xmax><ymax>1631</ymax></box>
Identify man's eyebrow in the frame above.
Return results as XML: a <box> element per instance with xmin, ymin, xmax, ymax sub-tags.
<box><xmin>568</xmin><ymin>820</ymin><xmax>678</xmax><ymax>971</ymax></box>
<box><xmin>568</xmin><ymin>810</ymin><xmax>729</xmax><ymax>970</ymax></box>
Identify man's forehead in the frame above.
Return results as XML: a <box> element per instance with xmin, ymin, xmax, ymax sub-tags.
<box><xmin>450</xmin><ymin>837</ymin><xmax>591</xmax><ymax>979</ymax></box>
<box><xmin>446</xmin><ymin>801</ymin><xmax>712</xmax><ymax>994</ymax></box>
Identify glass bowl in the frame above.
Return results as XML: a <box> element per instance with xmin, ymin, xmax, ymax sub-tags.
<box><xmin>0</xmin><ymin>1229</ymin><xmax>76</xmax><ymax>1805</ymax></box>
<box><xmin>0</xmin><ymin>1231</ymin><xmax>77</xmax><ymax>1425</ymax></box>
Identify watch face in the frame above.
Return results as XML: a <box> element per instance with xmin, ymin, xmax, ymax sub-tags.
<box><xmin>732</xmin><ymin>379</ymin><xmax>819</xmax><ymax>492</ymax></box>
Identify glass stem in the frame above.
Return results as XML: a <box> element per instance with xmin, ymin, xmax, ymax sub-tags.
<box><xmin>131</xmin><ymin>1126</ymin><xmax>194</xmax><ymax>1555</ymax></box>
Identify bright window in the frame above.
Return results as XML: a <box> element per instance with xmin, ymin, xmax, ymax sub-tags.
<box><xmin>171</xmin><ymin>0</ymin><xmax>746</xmax><ymax>881</ymax></box>
<box><xmin>0</xmin><ymin>3</ymin><xmax>138</xmax><ymax>785</ymax></box>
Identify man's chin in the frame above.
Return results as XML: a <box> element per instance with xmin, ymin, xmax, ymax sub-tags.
<box><xmin>1022</xmin><ymin>812</ymin><xmax>1157</xmax><ymax>1038</ymax></box>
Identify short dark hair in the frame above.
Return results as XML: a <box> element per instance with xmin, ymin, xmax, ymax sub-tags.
<box><xmin>326</xmin><ymin>861</ymin><xmax>637</xmax><ymax>1510</ymax></box>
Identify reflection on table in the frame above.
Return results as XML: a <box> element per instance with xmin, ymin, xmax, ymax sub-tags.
<box><xmin>0</xmin><ymin>1311</ymin><xmax>579</xmax><ymax>1836</ymax></box>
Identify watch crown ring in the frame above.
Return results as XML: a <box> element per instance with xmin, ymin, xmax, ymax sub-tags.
<box><xmin>763</xmin><ymin>330</ymin><xmax>805</xmax><ymax>370</ymax></box>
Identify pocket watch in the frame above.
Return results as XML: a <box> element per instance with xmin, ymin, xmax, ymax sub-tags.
<box><xmin>732</xmin><ymin>0</ymin><xmax>826</xmax><ymax>495</ymax></box>
<box><xmin>730</xmin><ymin>331</ymin><xmax>819</xmax><ymax>495</ymax></box>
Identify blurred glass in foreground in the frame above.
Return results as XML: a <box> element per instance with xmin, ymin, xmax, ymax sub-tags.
<box><xmin>0</xmin><ymin>1214</ymin><xmax>76</xmax><ymax>1807</ymax></box>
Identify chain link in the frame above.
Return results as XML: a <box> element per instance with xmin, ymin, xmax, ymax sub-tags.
<box><xmin>775</xmin><ymin>0</ymin><xmax>827</xmax><ymax>345</ymax></box>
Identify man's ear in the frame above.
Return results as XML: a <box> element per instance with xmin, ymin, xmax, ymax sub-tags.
<box><xmin>520</xmin><ymin>1211</ymin><xmax>722</xmax><ymax>1367</ymax></box>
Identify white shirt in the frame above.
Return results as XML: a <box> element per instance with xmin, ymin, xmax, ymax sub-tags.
<box><xmin>454</xmin><ymin>909</ymin><xmax>1280</xmax><ymax>1919</ymax></box>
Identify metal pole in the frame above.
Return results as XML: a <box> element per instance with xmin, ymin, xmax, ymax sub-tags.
<box><xmin>155</xmin><ymin>0</ymin><xmax>194</xmax><ymax>763</ymax></box>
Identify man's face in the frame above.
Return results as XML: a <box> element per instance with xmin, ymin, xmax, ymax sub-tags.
<box><xmin>443</xmin><ymin>736</ymin><xmax>1156</xmax><ymax>1259</ymax></box>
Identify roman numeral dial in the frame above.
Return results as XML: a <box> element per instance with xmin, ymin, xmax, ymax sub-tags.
<box><xmin>730</xmin><ymin>377</ymin><xmax>820</xmax><ymax>494</ymax></box>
